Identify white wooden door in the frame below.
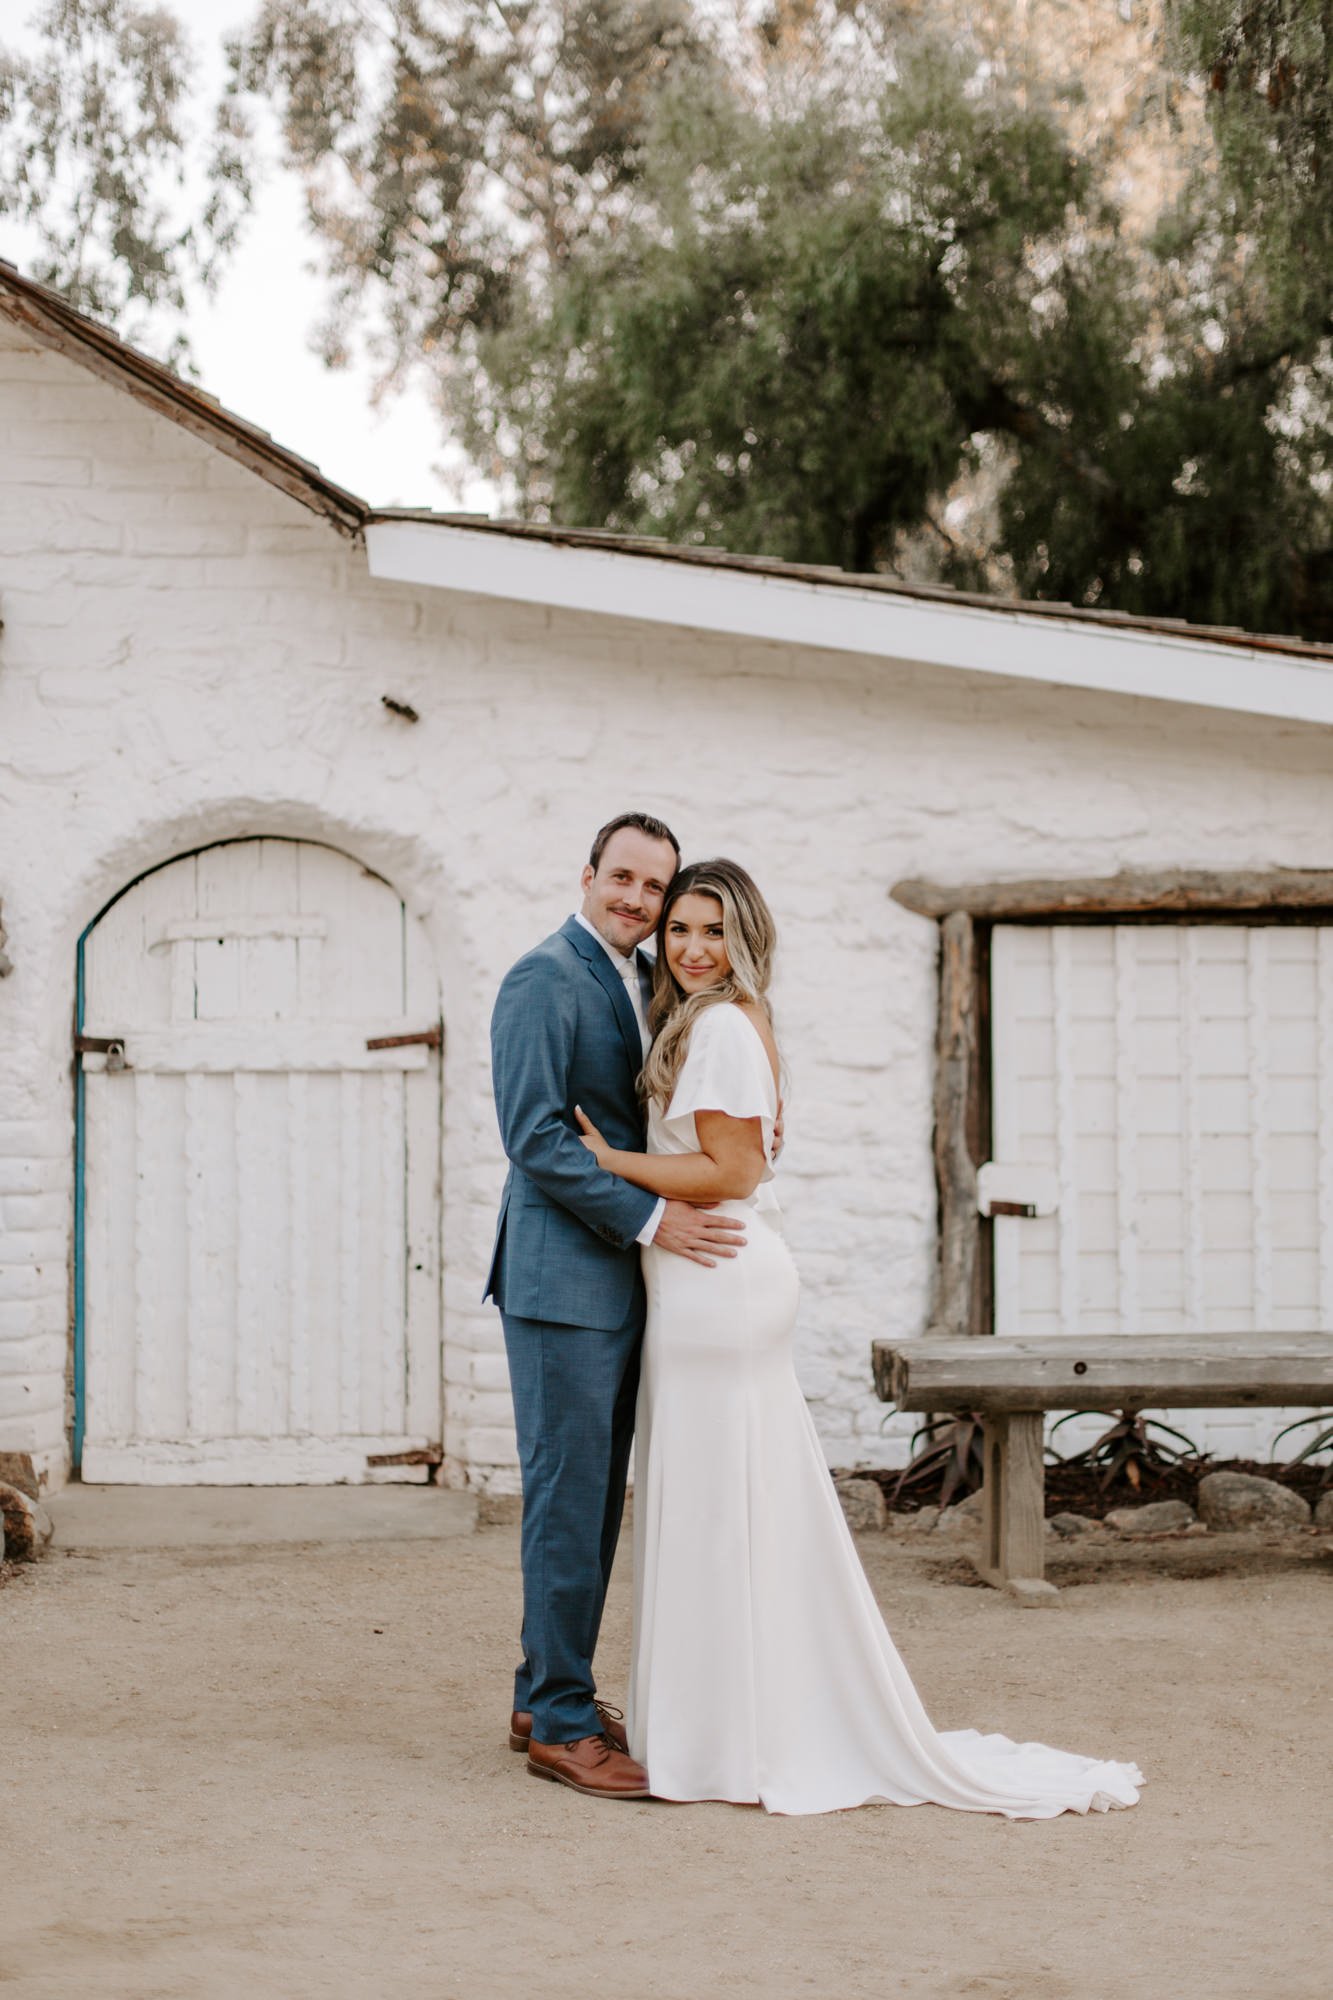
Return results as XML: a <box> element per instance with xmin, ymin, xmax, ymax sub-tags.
<box><xmin>81</xmin><ymin>840</ymin><xmax>441</xmax><ymax>1483</ymax></box>
<box><xmin>990</xmin><ymin>922</ymin><xmax>1331</xmax><ymax>1459</ymax></box>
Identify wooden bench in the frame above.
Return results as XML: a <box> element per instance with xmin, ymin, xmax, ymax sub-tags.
<box><xmin>871</xmin><ymin>1332</ymin><xmax>1333</xmax><ymax>1606</ymax></box>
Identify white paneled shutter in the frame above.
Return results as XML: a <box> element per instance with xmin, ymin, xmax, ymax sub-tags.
<box><xmin>988</xmin><ymin>922</ymin><xmax>1331</xmax><ymax>1459</ymax></box>
<box><xmin>80</xmin><ymin>840</ymin><xmax>442</xmax><ymax>1483</ymax></box>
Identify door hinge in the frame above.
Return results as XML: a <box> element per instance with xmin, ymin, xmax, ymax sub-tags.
<box><xmin>365</xmin><ymin>1027</ymin><xmax>443</xmax><ymax>1051</ymax></box>
<box><xmin>365</xmin><ymin>1444</ymin><xmax>443</xmax><ymax>1467</ymax></box>
<box><xmin>976</xmin><ymin>1162</ymin><xmax>1058</xmax><ymax>1218</ymax></box>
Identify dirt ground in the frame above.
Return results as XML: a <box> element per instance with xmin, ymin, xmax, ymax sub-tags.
<box><xmin>3</xmin><ymin>1495</ymin><xmax>1330</xmax><ymax>2000</ymax></box>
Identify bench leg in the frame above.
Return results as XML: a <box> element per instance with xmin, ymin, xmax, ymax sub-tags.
<box><xmin>973</xmin><ymin>1412</ymin><xmax>1059</xmax><ymax>1606</ymax></box>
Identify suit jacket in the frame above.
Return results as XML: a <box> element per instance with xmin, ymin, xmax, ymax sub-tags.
<box><xmin>486</xmin><ymin>915</ymin><xmax>659</xmax><ymax>1330</ymax></box>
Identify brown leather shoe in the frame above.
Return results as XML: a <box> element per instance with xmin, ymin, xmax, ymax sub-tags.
<box><xmin>526</xmin><ymin>1733</ymin><xmax>650</xmax><ymax>1799</ymax></box>
<box><xmin>509</xmin><ymin>1703</ymin><xmax>629</xmax><ymax>1754</ymax></box>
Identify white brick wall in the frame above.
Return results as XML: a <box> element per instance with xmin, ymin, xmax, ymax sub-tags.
<box><xmin>4</xmin><ymin>315</ymin><xmax>1333</xmax><ymax>1491</ymax></box>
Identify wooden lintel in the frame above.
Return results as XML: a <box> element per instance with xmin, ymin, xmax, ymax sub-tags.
<box><xmin>890</xmin><ymin>868</ymin><xmax>1333</xmax><ymax>921</ymax></box>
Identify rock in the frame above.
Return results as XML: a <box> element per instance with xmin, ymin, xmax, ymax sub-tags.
<box><xmin>922</xmin><ymin>1488</ymin><xmax>982</xmax><ymax>1538</ymax></box>
<box><xmin>888</xmin><ymin>1504</ymin><xmax>939</xmax><ymax>1535</ymax></box>
<box><xmin>836</xmin><ymin>1477</ymin><xmax>887</xmax><ymax>1533</ymax></box>
<box><xmin>0</xmin><ymin>1452</ymin><xmax>39</xmax><ymax>1501</ymax></box>
<box><xmin>1004</xmin><ymin>1578</ymin><xmax>1061</xmax><ymax>1608</ymax></box>
<box><xmin>1105</xmin><ymin>1499</ymin><xmax>1197</xmax><ymax>1537</ymax></box>
<box><xmin>0</xmin><ymin>1482</ymin><xmax>53</xmax><ymax>1561</ymax></box>
<box><xmin>934</xmin><ymin>1499</ymin><xmax>982</xmax><ymax>1539</ymax></box>
<box><xmin>1047</xmin><ymin>1511</ymin><xmax>1102</xmax><ymax>1539</ymax></box>
<box><xmin>1314</xmin><ymin>1490</ymin><xmax>1333</xmax><ymax>1532</ymax></box>
<box><xmin>1196</xmin><ymin>1471</ymin><xmax>1311</xmax><ymax>1533</ymax></box>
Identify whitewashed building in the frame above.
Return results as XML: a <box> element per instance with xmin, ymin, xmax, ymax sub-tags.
<box><xmin>4</xmin><ymin>260</ymin><xmax>1333</xmax><ymax>1494</ymax></box>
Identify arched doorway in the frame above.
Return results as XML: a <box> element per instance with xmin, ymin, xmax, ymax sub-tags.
<box><xmin>75</xmin><ymin>838</ymin><xmax>442</xmax><ymax>1482</ymax></box>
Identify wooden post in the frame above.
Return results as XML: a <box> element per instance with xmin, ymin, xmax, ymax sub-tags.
<box><xmin>930</xmin><ymin>911</ymin><xmax>978</xmax><ymax>1337</ymax></box>
<box><xmin>975</xmin><ymin>1413</ymin><xmax>1058</xmax><ymax>1606</ymax></box>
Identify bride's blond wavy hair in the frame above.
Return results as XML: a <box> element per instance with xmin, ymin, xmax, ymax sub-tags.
<box><xmin>641</xmin><ymin>859</ymin><xmax>777</xmax><ymax>1109</ymax></box>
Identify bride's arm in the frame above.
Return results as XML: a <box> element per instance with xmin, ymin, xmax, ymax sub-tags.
<box><xmin>574</xmin><ymin>1106</ymin><xmax>767</xmax><ymax>1203</ymax></box>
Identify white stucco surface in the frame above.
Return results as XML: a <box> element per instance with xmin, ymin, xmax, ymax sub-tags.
<box><xmin>4</xmin><ymin>315</ymin><xmax>1333</xmax><ymax>1490</ymax></box>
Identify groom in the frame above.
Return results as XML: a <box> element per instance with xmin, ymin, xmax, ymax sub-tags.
<box><xmin>487</xmin><ymin>812</ymin><xmax>746</xmax><ymax>1799</ymax></box>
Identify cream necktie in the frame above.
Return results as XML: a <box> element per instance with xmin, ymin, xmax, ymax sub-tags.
<box><xmin>620</xmin><ymin>955</ymin><xmax>650</xmax><ymax>1057</ymax></box>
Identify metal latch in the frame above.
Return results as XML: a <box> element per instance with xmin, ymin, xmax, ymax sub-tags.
<box><xmin>976</xmin><ymin>1162</ymin><xmax>1058</xmax><ymax>1219</ymax></box>
<box><xmin>75</xmin><ymin>1034</ymin><xmax>130</xmax><ymax>1072</ymax></box>
<box><xmin>365</xmin><ymin>1027</ymin><xmax>443</xmax><ymax>1051</ymax></box>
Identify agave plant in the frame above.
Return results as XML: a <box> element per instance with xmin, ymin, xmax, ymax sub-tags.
<box><xmin>891</xmin><ymin>1412</ymin><xmax>986</xmax><ymax>1512</ymax></box>
<box><xmin>1270</xmin><ymin>1411</ymin><xmax>1333</xmax><ymax>1485</ymax></box>
<box><xmin>1047</xmin><ymin>1409</ymin><xmax>1205</xmax><ymax>1490</ymax></box>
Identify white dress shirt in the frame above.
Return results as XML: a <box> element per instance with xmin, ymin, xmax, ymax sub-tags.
<box><xmin>574</xmin><ymin>911</ymin><xmax>665</xmax><ymax>1246</ymax></box>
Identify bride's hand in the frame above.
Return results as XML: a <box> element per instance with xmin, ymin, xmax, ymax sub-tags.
<box><xmin>574</xmin><ymin>1104</ymin><xmax>612</xmax><ymax>1167</ymax></box>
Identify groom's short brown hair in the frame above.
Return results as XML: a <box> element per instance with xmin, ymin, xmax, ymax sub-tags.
<box><xmin>588</xmin><ymin>812</ymin><xmax>681</xmax><ymax>875</ymax></box>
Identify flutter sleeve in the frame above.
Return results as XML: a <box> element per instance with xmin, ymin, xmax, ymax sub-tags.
<box><xmin>661</xmin><ymin>1004</ymin><xmax>777</xmax><ymax>1177</ymax></box>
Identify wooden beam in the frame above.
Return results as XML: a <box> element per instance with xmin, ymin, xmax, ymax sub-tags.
<box><xmin>929</xmin><ymin>911</ymin><xmax>979</xmax><ymax>1336</ymax></box>
<box><xmin>891</xmin><ymin>868</ymin><xmax>1333</xmax><ymax>921</ymax></box>
<box><xmin>874</xmin><ymin>1332</ymin><xmax>1333</xmax><ymax>1411</ymax></box>
<box><xmin>976</xmin><ymin>1413</ymin><xmax>1054</xmax><ymax>1598</ymax></box>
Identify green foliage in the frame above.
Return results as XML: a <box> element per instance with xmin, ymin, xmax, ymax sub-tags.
<box><xmin>890</xmin><ymin>1410</ymin><xmax>986</xmax><ymax>1511</ymax></box>
<box><xmin>1168</xmin><ymin>0</ymin><xmax>1333</xmax><ymax>337</ymax></box>
<box><xmin>220</xmin><ymin>0</ymin><xmax>709</xmax><ymax>393</ymax></box>
<box><xmin>3</xmin><ymin>0</ymin><xmax>1331</xmax><ymax>637</ymax></box>
<box><xmin>1270</xmin><ymin>1409</ymin><xmax>1333</xmax><ymax>1483</ymax></box>
<box><xmin>473</xmin><ymin>50</ymin><xmax>1106</xmax><ymax>568</ymax></box>
<box><xmin>0</xmin><ymin>0</ymin><xmax>248</xmax><ymax>368</ymax></box>
<box><xmin>995</xmin><ymin>300</ymin><xmax>1333</xmax><ymax>640</ymax></box>
<box><xmin>481</xmin><ymin>50</ymin><xmax>1332</xmax><ymax>639</ymax></box>
<box><xmin>1047</xmin><ymin>1410</ymin><xmax>1206</xmax><ymax>1491</ymax></box>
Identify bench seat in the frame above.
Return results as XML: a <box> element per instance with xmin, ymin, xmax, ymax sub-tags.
<box><xmin>871</xmin><ymin>1332</ymin><xmax>1333</xmax><ymax>1605</ymax></box>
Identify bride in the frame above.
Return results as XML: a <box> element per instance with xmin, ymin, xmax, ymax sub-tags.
<box><xmin>574</xmin><ymin>857</ymin><xmax>1143</xmax><ymax>1818</ymax></box>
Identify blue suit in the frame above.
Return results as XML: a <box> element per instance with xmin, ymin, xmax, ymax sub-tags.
<box><xmin>487</xmin><ymin>915</ymin><xmax>658</xmax><ymax>1742</ymax></box>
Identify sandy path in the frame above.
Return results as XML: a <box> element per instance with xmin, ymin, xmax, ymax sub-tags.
<box><xmin>2</xmin><ymin>1510</ymin><xmax>1330</xmax><ymax>2000</ymax></box>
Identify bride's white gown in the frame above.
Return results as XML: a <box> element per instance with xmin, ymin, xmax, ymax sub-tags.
<box><xmin>628</xmin><ymin>1003</ymin><xmax>1143</xmax><ymax>1818</ymax></box>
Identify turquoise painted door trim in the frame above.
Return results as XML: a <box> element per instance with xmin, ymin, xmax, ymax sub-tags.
<box><xmin>72</xmin><ymin>925</ymin><xmax>89</xmax><ymax>1470</ymax></box>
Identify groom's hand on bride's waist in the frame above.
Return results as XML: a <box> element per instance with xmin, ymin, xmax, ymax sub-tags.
<box><xmin>653</xmin><ymin>1200</ymin><xmax>746</xmax><ymax>1266</ymax></box>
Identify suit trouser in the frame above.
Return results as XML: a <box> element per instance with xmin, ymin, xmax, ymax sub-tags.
<box><xmin>501</xmin><ymin>1301</ymin><xmax>643</xmax><ymax>1744</ymax></box>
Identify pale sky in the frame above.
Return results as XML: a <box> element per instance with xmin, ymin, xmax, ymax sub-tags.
<box><xmin>186</xmin><ymin>180</ymin><xmax>492</xmax><ymax>513</ymax></box>
<box><xmin>10</xmin><ymin>0</ymin><xmax>496</xmax><ymax>513</ymax></box>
